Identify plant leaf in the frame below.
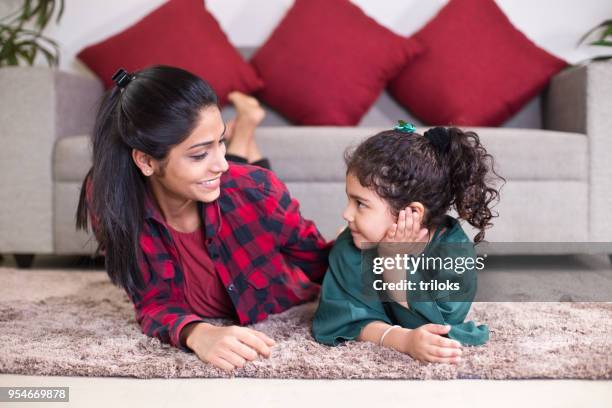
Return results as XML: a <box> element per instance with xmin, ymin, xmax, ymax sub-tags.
<box><xmin>37</xmin><ymin>42</ymin><xmax>57</xmax><ymax>66</ymax></box>
<box><xmin>598</xmin><ymin>26</ymin><xmax>612</xmax><ymax>40</ymax></box>
<box><xmin>578</xmin><ymin>20</ymin><xmax>612</xmax><ymax>46</ymax></box>
<box><xmin>0</xmin><ymin>1</ymin><xmax>65</xmax><ymax>66</ymax></box>
<box><xmin>589</xmin><ymin>40</ymin><xmax>612</xmax><ymax>47</ymax></box>
<box><xmin>56</xmin><ymin>0</ymin><xmax>65</xmax><ymax>22</ymax></box>
<box><xmin>23</xmin><ymin>0</ymin><xmax>33</xmax><ymax>19</ymax></box>
<box><xmin>16</xmin><ymin>48</ymin><xmax>35</xmax><ymax>65</ymax></box>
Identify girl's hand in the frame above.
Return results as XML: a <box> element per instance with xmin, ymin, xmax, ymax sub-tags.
<box><xmin>186</xmin><ymin>323</ymin><xmax>276</xmax><ymax>371</ymax></box>
<box><xmin>401</xmin><ymin>324</ymin><xmax>462</xmax><ymax>364</ymax></box>
<box><xmin>378</xmin><ymin>207</ymin><xmax>429</xmax><ymax>256</ymax></box>
<box><xmin>382</xmin><ymin>207</ymin><xmax>429</xmax><ymax>244</ymax></box>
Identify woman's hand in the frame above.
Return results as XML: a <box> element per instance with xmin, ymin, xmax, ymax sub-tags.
<box><xmin>398</xmin><ymin>324</ymin><xmax>462</xmax><ymax>364</ymax></box>
<box><xmin>185</xmin><ymin>323</ymin><xmax>276</xmax><ymax>371</ymax></box>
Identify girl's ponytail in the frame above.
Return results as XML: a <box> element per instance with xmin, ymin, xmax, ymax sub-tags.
<box><xmin>433</xmin><ymin>127</ymin><xmax>504</xmax><ymax>243</ymax></box>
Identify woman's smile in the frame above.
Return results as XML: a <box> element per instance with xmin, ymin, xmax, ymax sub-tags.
<box><xmin>197</xmin><ymin>175</ymin><xmax>221</xmax><ymax>190</ymax></box>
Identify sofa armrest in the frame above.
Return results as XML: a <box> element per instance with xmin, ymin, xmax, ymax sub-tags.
<box><xmin>0</xmin><ymin>67</ymin><xmax>103</xmax><ymax>254</ymax></box>
<box><xmin>545</xmin><ymin>61</ymin><xmax>612</xmax><ymax>241</ymax></box>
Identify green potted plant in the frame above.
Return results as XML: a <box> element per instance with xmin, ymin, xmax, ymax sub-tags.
<box><xmin>578</xmin><ymin>19</ymin><xmax>612</xmax><ymax>61</ymax></box>
<box><xmin>0</xmin><ymin>0</ymin><xmax>65</xmax><ymax>67</ymax></box>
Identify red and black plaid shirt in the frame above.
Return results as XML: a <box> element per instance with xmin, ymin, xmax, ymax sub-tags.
<box><xmin>88</xmin><ymin>163</ymin><xmax>332</xmax><ymax>351</ymax></box>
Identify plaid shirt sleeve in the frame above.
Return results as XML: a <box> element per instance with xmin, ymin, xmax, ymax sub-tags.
<box><xmin>265</xmin><ymin>170</ymin><xmax>333</xmax><ymax>284</ymax></box>
<box><xmin>126</xmin><ymin>251</ymin><xmax>205</xmax><ymax>352</ymax></box>
<box><xmin>86</xmin><ymin>175</ymin><xmax>203</xmax><ymax>352</ymax></box>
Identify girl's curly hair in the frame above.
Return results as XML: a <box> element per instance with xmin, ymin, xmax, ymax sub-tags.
<box><xmin>345</xmin><ymin>127</ymin><xmax>504</xmax><ymax>243</ymax></box>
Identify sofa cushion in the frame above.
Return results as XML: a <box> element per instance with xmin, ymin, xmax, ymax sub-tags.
<box><xmin>54</xmin><ymin>136</ymin><xmax>92</xmax><ymax>183</ymax></box>
<box><xmin>388</xmin><ymin>0</ymin><xmax>567</xmax><ymax>127</ymax></box>
<box><xmin>77</xmin><ymin>0</ymin><xmax>263</xmax><ymax>104</ymax></box>
<box><xmin>54</xmin><ymin>128</ymin><xmax>588</xmax><ymax>244</ymax></box>
<box><xmin>286</xmin><ymin>180</ymin><xmax>588</xmax><ymax>242</ymax></box>
<box><xmin>253</xmin><ymin>128</ymin><xmax>587</xmax><ymax>182</ymax></box>
<box><xmin>250</xmin><ymin>0</ymin><xmax>422</xmax><ymax>125</ymax></box>
<box><xmin>233</xmin><ymin>47</ymin><xmax>545</xmax><ymax>129</ymax></box>
<box><xmin>54</xmin><ymin>129</ymin><xmax>587</xmax><ymax>184</ymax></box>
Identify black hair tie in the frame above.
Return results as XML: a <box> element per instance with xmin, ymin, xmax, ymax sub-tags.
<box><xmin>424</xmin><ymin>126</ymin><xmax>451</xmax><ymax>154</ymax></box>
<box><xmin>112</xmin><ymin>68</ymin><xmax>134</xmax><ymax>89</ymax></box>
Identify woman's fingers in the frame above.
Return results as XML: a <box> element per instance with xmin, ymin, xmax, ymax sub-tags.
<box><xmin>238</xmin><ymin>330</ymin><xmax>272</xmax><ymax>357</ymax></box>
<box><xmin>229</xmin><ymin>338</ymin><xmax>259</xmax><ymax>361</ymax></box>
<box><xmin>219</xmin><ymin>348</ymin><xmax>247</xmax><ymax>369</ymax></box>
<box><xmin>205</xmin><ymin>327</ymin><xmax>276</xmax><ymax>372</ymax></box>
<box><xmin>210</xmin><ymin>356</ymin><xmax>235</xmax><ymax>371</ymax></box>
<box><xmin>251</xmin><ymin>329</ymin><xmax>276</xmax><ymax>347</ymax></box>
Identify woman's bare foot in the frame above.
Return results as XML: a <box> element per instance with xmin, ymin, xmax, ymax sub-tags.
<box><xmin>226</xmin><ymin>91</ymin><xmax>266</xmax><ymax>161</ymax></box>
<box><xmin>228</xmin><ymin>91</ymin><xmax>265</xmax><ymax>127</ymax></box>
<box><xmin>224</xmin><ymin>120</ymin><xmax>236</xmax><ymax>143</ymax></box>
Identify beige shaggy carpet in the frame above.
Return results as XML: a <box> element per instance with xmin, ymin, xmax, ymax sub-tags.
<box><xmin>1</xmin><ymin>267</ymin><xmax>611</xmax><ymax>379</ymax></box>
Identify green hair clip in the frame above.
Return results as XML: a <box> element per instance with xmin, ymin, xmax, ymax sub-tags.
<box><xmin>394</xmin><ymin>120</ymin><xmax>416</xmax><ymax>133</ymax></box>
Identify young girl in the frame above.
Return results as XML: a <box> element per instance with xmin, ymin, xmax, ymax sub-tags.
<box><xmin>312</xmin><ymin>123</ymin><xmax>502</xmax><ymax>364</ymax></box>
<box><xmin>76</xmin><ymin>65</ymin><xmax>331</xmax><ymax>371</ymax></box>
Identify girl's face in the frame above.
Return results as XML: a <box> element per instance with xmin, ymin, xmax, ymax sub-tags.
<box><xmin>149</xmin><ymin>106</ymin><xmax>229</xmax><ymax>204</ymax></box>
<box><xmin>342</xmin><ymin>172</ymin><xmax>395</xmax><ymax>249</ymax></box>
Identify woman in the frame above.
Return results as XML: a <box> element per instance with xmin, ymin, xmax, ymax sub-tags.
<box><xmin>76</xmin><ymin>65</ymin><xmax>331</xmax><ymax>371</ymax></box>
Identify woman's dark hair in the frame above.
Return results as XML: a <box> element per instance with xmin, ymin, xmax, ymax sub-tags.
<box><xmin>345</xmin><ymin>127</ymin><xmax>504</xmax><ymax>243</ymax></box>
<box><xmin>76</xmin><ymin>65</ymin><xmax>218</xmax><ymax>293</ymax></box>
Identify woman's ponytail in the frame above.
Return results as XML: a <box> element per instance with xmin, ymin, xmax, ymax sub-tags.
<box><xmin>77</xmin><ymin>88</ymin><xmax>146</xmax><ymax>291</ymax></box>
<box><xmin>76</xmin><ymin>65</ymin><xmax>219</xmax><ymax>294</ymax></box>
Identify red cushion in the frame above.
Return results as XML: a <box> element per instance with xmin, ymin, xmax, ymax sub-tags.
<box><xmin>77</xmin><ymin>0</ymin><xmax>263</xmax><ymax>104</ymax></box>
<box><xmin>250</xmin><ymin>0</ymin><xmax>422</xmax><ymax>125</ymax></box>
<box><xmin>388</xmin><ymin>0</ymin><xmax>568</xmax><ymax>127</ymax></box>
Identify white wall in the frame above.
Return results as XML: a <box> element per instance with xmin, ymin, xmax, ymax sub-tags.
<box><xmin>3</xmin><ymin>0</ymin><xmax>611</xmax><ymax>76</ymax></box>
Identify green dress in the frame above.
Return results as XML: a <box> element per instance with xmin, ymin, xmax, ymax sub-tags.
<box><xmin>312</xmin><ymin>215</ymin><xmax>489</xmax><ymax>346</ymax></box>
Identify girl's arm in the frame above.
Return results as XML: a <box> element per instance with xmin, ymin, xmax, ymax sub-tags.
<box><xmin>359</xmin><ymin>321</ymin><xmax>463</xmax><ymax>364</ymax></box>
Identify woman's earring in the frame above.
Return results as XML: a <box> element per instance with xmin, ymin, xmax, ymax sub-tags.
<box><xmin>144</xmin><ymin>169</ymin><xmax>152</xmax><ymax>176</ymax></box>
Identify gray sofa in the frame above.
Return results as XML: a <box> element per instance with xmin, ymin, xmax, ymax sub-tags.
<box><xmin>1</xmin><ymin>61</ymin><xmax>611</xmax><ymax>266</ymax></box>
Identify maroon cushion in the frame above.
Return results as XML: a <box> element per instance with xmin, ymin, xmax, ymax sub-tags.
<box><xmin>77</xmin><ymin>0</ymin><xmax>263</xmax><ymax>104</ymax></box>
<box><xmin>388</xmin><ymin>0</ymin><xmax>568</xmax><ymax>126</ymax></box>
<box><xmin>251</xmin><ymin>0</ymin><xmax>422</xmax><ymax>125</ymax></box>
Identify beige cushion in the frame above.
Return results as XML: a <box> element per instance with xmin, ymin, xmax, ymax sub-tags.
<box><xmin>53</xmin><ymin>127</ymin><xmax>587</xmax><ymax>184</ymax></box>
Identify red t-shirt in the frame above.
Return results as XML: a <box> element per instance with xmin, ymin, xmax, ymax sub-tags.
<box><xmin>168</xmin><ymin>226</ymin><xmax>235</xmax><ymax>319</ymax></box>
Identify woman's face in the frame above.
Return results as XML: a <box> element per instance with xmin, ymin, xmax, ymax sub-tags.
<box><xmin>342</xmin><ymin>172</ymin><xmax>395</xmax><ymax>248</ymax></box>
<box><xmin>150</xmin><ymin>106</ymin><xmax>229</xmax><ymax>204</ymax></box>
